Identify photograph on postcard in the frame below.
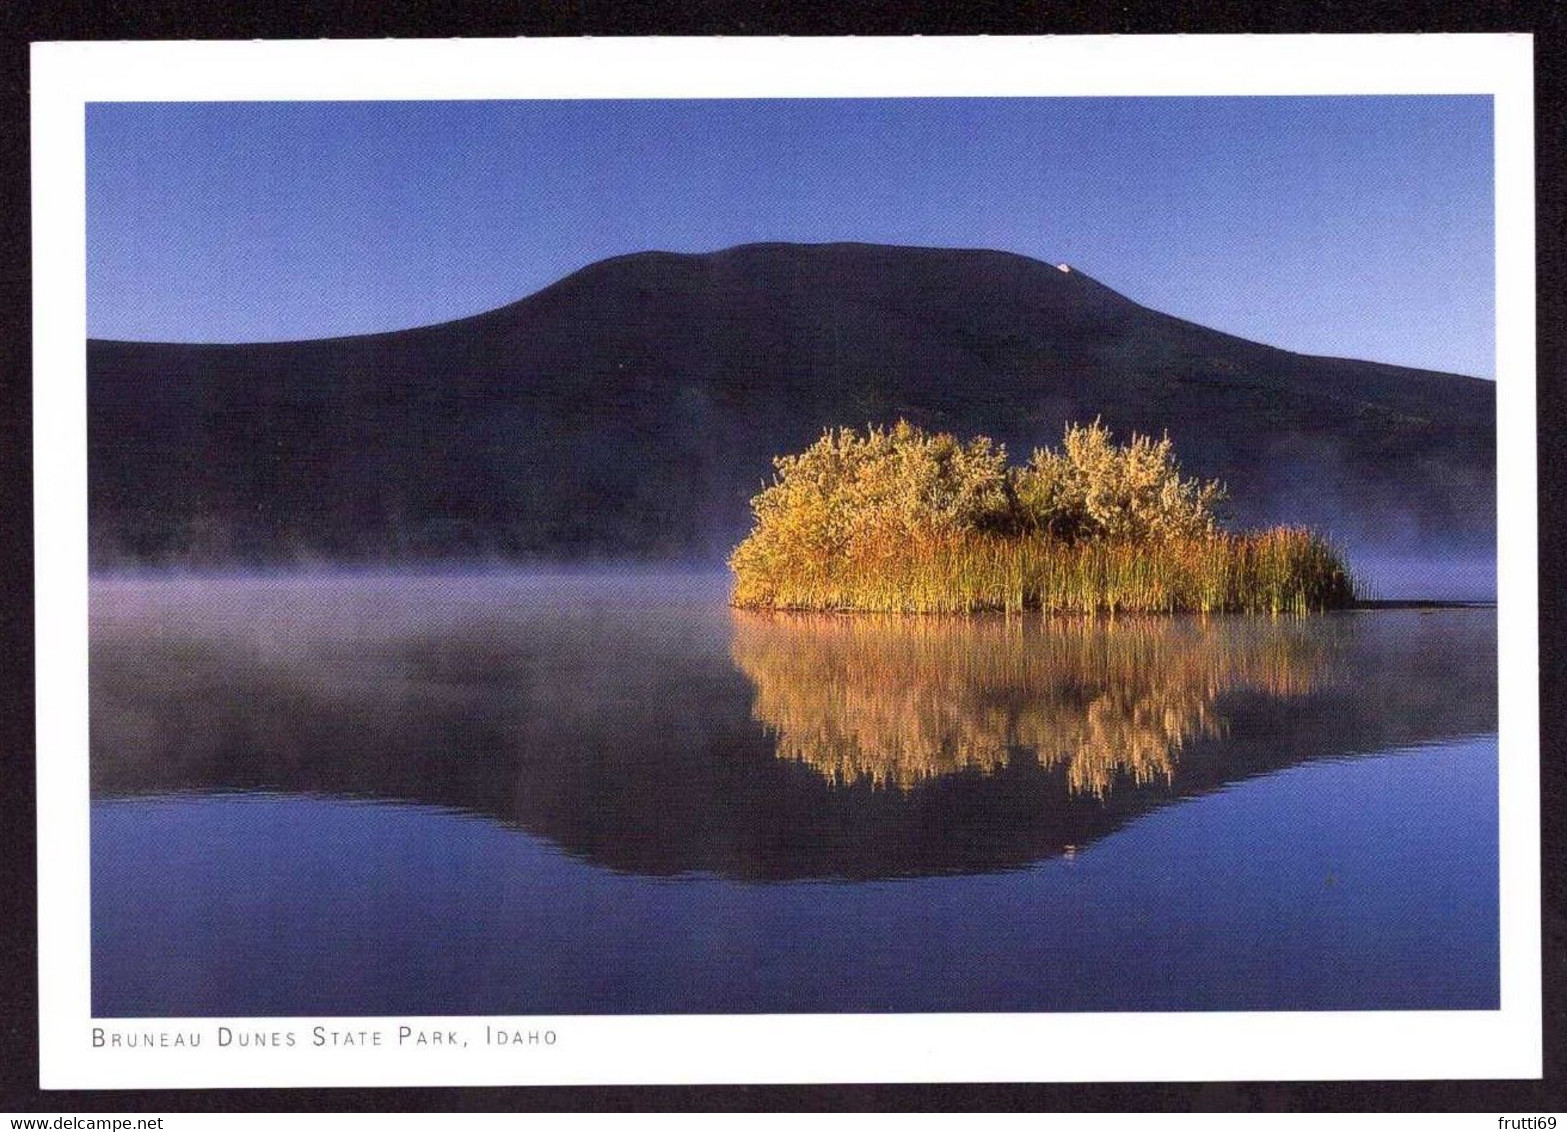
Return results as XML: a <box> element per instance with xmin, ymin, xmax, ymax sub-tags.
<box><xmin>84</xmin><ymin>93</ymin><xmax>1499</xmax><ymax>1017</ymax></box>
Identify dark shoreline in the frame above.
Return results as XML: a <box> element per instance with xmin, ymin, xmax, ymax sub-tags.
<box><xmin>1351</xmin><ymin>599</ymin><xmax>1497</xmax><ymax>611</ymax></box>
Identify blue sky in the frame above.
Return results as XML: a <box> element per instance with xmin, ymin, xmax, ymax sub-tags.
<box><xmin>86</xmin><ymin>97</ymin><xmax>1494</xmax><ymax>377</ymax></box>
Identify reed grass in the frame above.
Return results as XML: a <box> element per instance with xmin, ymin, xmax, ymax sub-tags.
<box><xmin>732</xmin><ymin>527</ymin><xmax>1355</xmax><ymax>615</ymax></box>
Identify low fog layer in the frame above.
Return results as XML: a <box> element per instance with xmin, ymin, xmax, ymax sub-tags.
<box><xmin>1348</xmin><ymin>551</ymin><xmax>1497</xmax><ymax>602</ymax></box>
<box><xmin>90</xmin><ymin>572</ymin><xmax>1497</xmax><ymax>881</ymax></box>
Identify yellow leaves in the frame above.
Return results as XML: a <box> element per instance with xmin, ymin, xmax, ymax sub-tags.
<box><xmin>729</xmin><ymin>418</ymin><xmax>1353</xmax><ymax>614</ymax></box>
<box><xmin>730</xmin><ymin>419</ymin><xmax>1014</xmax><ymax>586</ymax></box>
<box><xmin>1020</xmin><ymin>419</ymin><xmax>1227</xmax><ymax>542</ymax></box>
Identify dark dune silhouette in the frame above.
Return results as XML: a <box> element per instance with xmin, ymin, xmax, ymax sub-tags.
<box><xmin>88</xmin><ymin>242</ymin><xmax>1495</xmax><ymax>567</ymax></box>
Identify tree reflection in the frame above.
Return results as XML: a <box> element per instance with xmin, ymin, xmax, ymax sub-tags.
<box><xmin>89</xmin><ymin>575</ymin><xmax>1493</xmax><ymax>879</ymax></box>
<box><xmin>732</xmin><ymin>612</ymin><xmax>1332</xmax><ymax>795</ymax></box>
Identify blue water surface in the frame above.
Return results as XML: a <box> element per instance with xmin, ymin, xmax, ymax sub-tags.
<box><xmin>92</xmin><ymin>738</ymin><xmax>1497</xmax><ymax>1016</ymax></box>
<box><xmin>88</xmin><ymin>576</ymin><xmax>1499</xmax><ymax>1016</ymax></box>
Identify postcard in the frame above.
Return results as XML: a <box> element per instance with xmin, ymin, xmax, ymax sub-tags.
<box><xmin>31</xmin><ymin>34</ymin><xmax>1539</xmax><ymax>1088</ymax></box>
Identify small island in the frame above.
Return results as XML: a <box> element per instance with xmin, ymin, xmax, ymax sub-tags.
<box><xmin>729</xmin><ymin>419</ymin><xmax>1356</xmax><ymax>614</ymax></box>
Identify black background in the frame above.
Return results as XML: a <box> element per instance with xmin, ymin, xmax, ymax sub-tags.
<box><xmin>0</xmin><ymin>0</ymin><xmax>1561</xmax><ymax>1114</ymax></box>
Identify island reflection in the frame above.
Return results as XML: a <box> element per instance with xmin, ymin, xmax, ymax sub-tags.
<box><xmin>732</xmin><ymin>612</ymin><xmax>1331</xmax><ymax>796</ymax></box>
<box><xmin>89</xmin><ymin>574</ymin><xmax>1496</xmax><ymax>880</ymax></box>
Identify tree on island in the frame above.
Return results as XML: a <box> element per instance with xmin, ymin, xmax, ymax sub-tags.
<box><xmin>729</xmin><ymin>419</ymin><xmax>1354</xmax><ymax>615</ymax></box>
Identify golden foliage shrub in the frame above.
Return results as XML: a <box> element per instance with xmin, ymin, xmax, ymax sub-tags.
<box><xmin>1017</xmin><ymin>419</ymin><xmax>1226</xmax><ymax>541</ymax></box>
<box><xmin>730</xmin><ymin>420</ymin><xmax>1356</xmax><ymax>614</ymax></box>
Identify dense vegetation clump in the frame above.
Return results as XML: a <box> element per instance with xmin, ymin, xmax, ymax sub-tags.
<box><xmin>729</xmin><ymin>420</ymin><xmax>1355</xmax><ymax>614</ymax></box>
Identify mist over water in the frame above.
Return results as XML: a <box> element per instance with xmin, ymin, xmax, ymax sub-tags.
<box><xmin>89</xmin><ymin>535</ymin><xmax>1501</xmax><ymax>603</ymax></box>
<box><xmin>89</xmin><ymin>571</ymin><xmax>1498</xmax><ymax>1015</ymax></box>
<box><xmin>1347</xmin><ymin>551</ymin><xmax>1497</xmax><ymax>602</ymax></box>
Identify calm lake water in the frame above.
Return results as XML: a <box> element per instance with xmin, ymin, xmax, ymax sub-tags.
<box><xmin>89</xmin><ymin>573</ymin><xmax>1498</xmax><ymax>1016</ymax></box>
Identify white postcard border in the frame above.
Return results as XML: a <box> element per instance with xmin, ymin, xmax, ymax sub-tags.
<box><xmin>32</xmin><ymin>33</ymin><xmax>1540</xmax><ymax>1088</ymax></box>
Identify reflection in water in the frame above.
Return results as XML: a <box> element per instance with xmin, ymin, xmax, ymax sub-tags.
<box><xmin>87</xmin><ymin>573</ymin><xmax>1501</xmax><ymax>1017</ymax></box>
<box><xmin>732</xmin><ymin>613</ymin><xmax>1330</xmax><ymax>795</ymax></box>
<box><xmin>89</xmin><ymin>573</ymin><xmax>1496</xmax><ymax>880</ymax></box>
